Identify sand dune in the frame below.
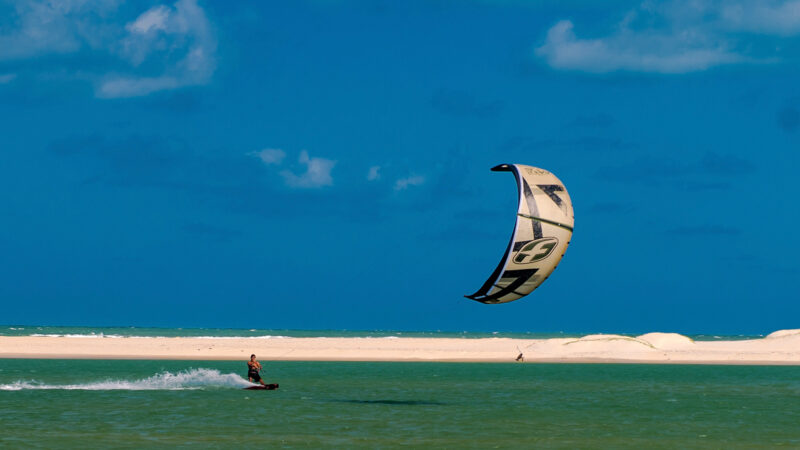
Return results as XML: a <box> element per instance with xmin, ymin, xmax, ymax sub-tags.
<box><xmin>1</xmin><ymin>330</ymin><xmax>799</xmax><ymax>364</ymax></box>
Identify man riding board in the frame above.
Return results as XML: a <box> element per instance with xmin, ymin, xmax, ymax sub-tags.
<box><xmin>247</xmin><ymin>354</ymin><xmax>267</xmax><ymax>386</ymax></box>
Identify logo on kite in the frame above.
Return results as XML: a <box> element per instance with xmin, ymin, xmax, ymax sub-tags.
<box><xmin>512</xmin><ymin>237</ymin><xmax>559</xmax><ymax>264</ymax></box>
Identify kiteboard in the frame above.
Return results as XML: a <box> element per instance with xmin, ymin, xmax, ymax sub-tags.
<box><xmin>244</xmin><ymin>384</ymin><xmax>279</xmax><ymax>390</ymax></box>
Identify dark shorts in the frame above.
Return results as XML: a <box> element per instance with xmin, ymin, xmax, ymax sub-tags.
<box><xmin>248</xmin><ymin>371</ymin><xmax>261</xmax><ymax>382</ymax></box>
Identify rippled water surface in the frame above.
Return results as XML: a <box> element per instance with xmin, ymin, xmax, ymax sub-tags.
<box><xmin>1</xmin><ymin>360</ymin><xmax>799</xmax><ymax>448</ymax></box>
<box><xmin>0</xmin><ymin>325</ymin><xmax>765</xmax><ymax>340</ymax></box>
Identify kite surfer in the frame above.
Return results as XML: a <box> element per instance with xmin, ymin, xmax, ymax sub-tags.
<box><xmin>247</xmin><ymin>354</ymin><xmax>267</xmax><ymax>386</ymax></box>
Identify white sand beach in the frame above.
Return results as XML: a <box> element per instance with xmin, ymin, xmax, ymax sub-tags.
<box><xmin>1</xmin><ymin>330</ymin><xmax>799</xmax><ymax>364</ymax></box>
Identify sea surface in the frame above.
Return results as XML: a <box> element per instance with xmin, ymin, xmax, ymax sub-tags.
<box><xmin>1</xmin><ymin>360</ymin><xmax>798</xmax><ymax>448</ymax></box>
<box><xmin>0</xmin><ymin>325</ymin><xmax>765</xmax><ymax>340</ymax></box>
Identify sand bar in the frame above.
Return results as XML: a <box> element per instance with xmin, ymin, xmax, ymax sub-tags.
<box><xmin>1</xmin><ymin>329</ymin><xmax>799</xmax><ymax>364</ymax></box>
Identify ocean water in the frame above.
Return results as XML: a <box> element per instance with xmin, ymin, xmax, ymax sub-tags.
<box><xmin>1</xmin><ymin>360</ymin><xmax>798</xmax><ymax>448</ymax></box>
<box><xmin>0</xmin><ymin>325</ymin><xmax>763</xmax><ymax>340</ymax></box>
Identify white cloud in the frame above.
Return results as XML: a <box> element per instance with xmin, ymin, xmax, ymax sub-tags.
<box><xmin>394</xmin><ymin>175</ymin><xmax>425</xmax><ymax>191</ymax></box>
<box><xmin>367</xmin><ymin>165</ymin><xmax>381</xmax><ymax>181</ymax></box>
<box><xmin>0</xmin><ymin>0</ymin><xmax>216</xmax><ymax>98</ymax></box>
<box><xmin>0</xmin><ymin>0</ymin><xmax>119</xmax><ymax>61</ymax></box>
<box><xmin>97</xmin><ymin>76</ymin><xmax>180</xmax><ymax>98</ymax></box>
<box><xmin>99</xmin><ymin>0</ymin><xmax>216</xmax><ymax>98</ymax></box>
<box><xmin>536</xmin><ymin>1</ymin><xmax>800</xmax><ymax>74</ymax></box>
<box><xmin>126</xmin><ymin>5</ymin><xmax>171</xmax><ymax>35</ymax></box>
<box><xmin>536</xmin><ymin>19</ymin><xmax>742</xmax><ymax>74</ymax></box>
<box><xmin>0</xmin><ymin>74</ymin><xmax>16</xmax><ymax>84</ymax></box>
<box><xmin>721</xmin><ymin>1</ymin><xmax>800</xmax><ymax>36</ymax></box>
<box><xmin>251</xmin><ymin>148</ymin><xmax>286</xmax><ymax>165</ymax></box>
<box><xmin>280</xmin><ymin>151</ymin><xmax>336</xmax><ymax>188</ymax></box>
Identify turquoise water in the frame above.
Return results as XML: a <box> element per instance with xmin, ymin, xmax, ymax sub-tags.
<box><xmin>0</xmin><ymin>325</ymin><xmax>763</xmax><ymax>340</ymax></box>
<box><xmin>1</xmin><ymin>360</ymin><xmax>799</xmax><ymax>448</ymax></box>
<box><xmin>0</xmin><ymin>325</ymin><xmax>584</xmax><ymax>339</ymax></box>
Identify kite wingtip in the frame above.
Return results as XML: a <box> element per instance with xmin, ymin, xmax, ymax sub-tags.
<box><xmin>491</xmin><ymin>164</ymin><xmax>514</xmax><ymax>172</ymax></box>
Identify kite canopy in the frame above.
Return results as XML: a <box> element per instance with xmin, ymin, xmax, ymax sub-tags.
<box><xmin>466</xmin><ymin>164</ymin><xmax>574</xmax><ymax>304</ymax></box>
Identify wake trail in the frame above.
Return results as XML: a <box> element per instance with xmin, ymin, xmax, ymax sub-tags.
<box><xmin>0</xmin><ymin>368</ymin><xmax>254</xmax><ymax>391</ymax></box>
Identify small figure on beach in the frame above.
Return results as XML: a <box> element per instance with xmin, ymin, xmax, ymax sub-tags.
<box><xmin>247</xmin><ymin>354</ymin><xmax>267</xmax><ymax>385</ymax></box>
<box><xmin>515</xmin><ymin>352</ymin><xmax>524</xmax><ymax>362</ymax></box>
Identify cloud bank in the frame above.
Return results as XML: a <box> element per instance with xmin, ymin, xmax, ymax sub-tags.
<box><xmin>99</xmin><ymin>0</ymin><xmax>216</xmax><ymax>98</ymax></box>
<box><xmin>536</xmin><ymin>0</ymin><xmax>800</xmax><ymax>73</ymax></box>
<box><xmin>536</xmin><ymin>19</ymin><xmax>742</xmax><ymax>74</ymax></box>
<box><xmin>0</xmin><ymin>0</ymin><xmax>216</xmax><ymax>98</ymax></box>
<box><xmin>0</xmin><ymin>0</ymin><xmax>118</xmax><ymax>61</ymax></box>
<box><xmin>720</xmin><ymin>1</ymin><xmax>800</xmax><ymax>36</ymax></box>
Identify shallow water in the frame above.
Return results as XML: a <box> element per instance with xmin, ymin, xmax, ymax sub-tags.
<box><xmin>1</xmin><ymin>360</ymin><xmax>799</xmax><ymax>448</ymax></box>
<box><xmin>0</xmin><ymin>325</ymin><xmax>764</xmax><ymax>340</ymax></box>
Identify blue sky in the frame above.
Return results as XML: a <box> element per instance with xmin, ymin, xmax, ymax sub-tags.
<box><xmin>1</xmin><ymin>0</ymin><xmax>799</xmax><ymax>334</ymax></box>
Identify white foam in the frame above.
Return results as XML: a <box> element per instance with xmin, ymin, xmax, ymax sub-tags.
<box><xmin>28</xmin><ymin>333</ymin><xmax>125</xmax><ymax>338</ymax></box>
<box><xmin>0</xmin><ymin>368</ymin><xmax>252</xmax><ymax>391</ymax></box>
<box><xmin>25</xmin><ymin>334</ymin><xmax>290</xmax><ymax>339</ymax></box>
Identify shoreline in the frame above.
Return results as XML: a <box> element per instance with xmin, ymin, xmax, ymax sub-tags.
<box><xmin>2</xmin><ymin>353</ymin><xmax>799</xmax><ymax>366</ymax></box>
<box><xmin>2</xmin><ymin>330</ymin><xmax>799</xmax><ymax>364</ymax></box>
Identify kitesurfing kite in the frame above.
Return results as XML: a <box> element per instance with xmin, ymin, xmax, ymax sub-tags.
<box><xmin>466</xmin><ymin>164</ymin><xmax>574</xmax><ymax>304</ymax></box>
